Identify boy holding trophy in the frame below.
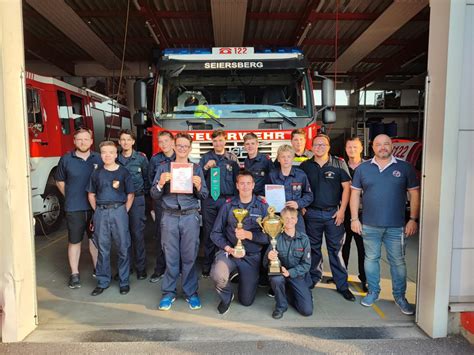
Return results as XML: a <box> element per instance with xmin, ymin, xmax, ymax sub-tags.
<box><xmin>264</xmin><ymin>207</ymin><xmax>313</xmax><ymax>319</ymax></box>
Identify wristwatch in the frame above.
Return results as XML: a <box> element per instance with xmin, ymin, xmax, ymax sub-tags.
<box><xmin>410</xmin><ymin>217</ymin><xmax>419</xmax><ymax>223</ymax></box>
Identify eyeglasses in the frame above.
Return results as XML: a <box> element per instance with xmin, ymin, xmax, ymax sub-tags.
<box><xmin>313</xmin><ymin>144</ymin><xmax>327</xmax><ymax>148</ymax></box>
<box><xmin>175</xmin><ymin>144</ymin><xmax>190</xmax><ymax>150</ymax></box>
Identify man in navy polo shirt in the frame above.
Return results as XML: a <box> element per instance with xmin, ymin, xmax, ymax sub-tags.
<box><xmin>55</xmin><ymin>128</ymin><xmax>102</xmax><ymax>289</ymax></box>
<box><xmin>300</xmin><ymin>134</ymin><xmax>355</xmax><ymax>302</ymax></box>
<box><xmin>118</xmin><ymin>129</ymin><xmax>150</xmax><ymax>280</ymax></box>
<box><xmin>350</xmin><ymin>134</ymin><xmax>420</xmax><ymax>315</ymax></box>
<box><xmin>243</xmin><ymin>133</ymin><xmax>274</xmax><ymax>196</ymax></box>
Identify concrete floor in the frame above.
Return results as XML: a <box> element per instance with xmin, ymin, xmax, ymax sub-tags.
<box><xmin>26</xmin><ymin>218</ymin><xmax>422</xmax><ymax>340</ymax></box>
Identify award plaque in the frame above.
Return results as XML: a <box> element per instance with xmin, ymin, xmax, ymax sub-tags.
<box><xmin>232</xmin><ymin>208</ymin><xmax>248</xmax><ymax>258</ymax></box>
<box><xmin>257</xmin><ymin>207</ymin><xmax>285</xmax><ymax>275</ymax></box>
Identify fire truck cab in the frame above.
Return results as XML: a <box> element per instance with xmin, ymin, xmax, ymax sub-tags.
<box><xmin>26</xmin><ymin>72</ymin><xmax>131</xmax><ymax>234</ymax></box>
<box><xmin>134</xmin><ymin>47</ymin><xmax>335</xmax><ymax>161</ymax></box>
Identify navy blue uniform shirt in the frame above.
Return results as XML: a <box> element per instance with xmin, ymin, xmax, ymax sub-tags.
<box><xmin>264</xmin><ymin>230</ymin><xmax>312</xmax><ymax>278</ymax></box>
<box><xmin>149</xmin><ymin>151</ymin><xmax>176</xmax><ymax>185</ymax></box>
<box><xmin>268</xmin><ymin>167</ymin><xmax>313</xmax><ymax>209</ymax></box>
<box><xmin>199</xmin><ymin>150</ymin><xmax>240</xmax><ymax>196</ymax></box>
<box><xmin>210</xmin><ymin>195</ymin><xmax>269</xmax><ymax>254</ymax></box>
<box><xmin>55</xmin><ymin>151</ymin><xmax>103</xmax><ymax>212</ymax></box>
<box><xmin>150</xmin><ymin>159</ymin><xmax>208</xmax><ymax>210</ymax></box>
<box><xmin>244</xmin><ymin>153</ymin><xmax>275</xmax><ymax>196</ymax></box>
<box><xmin>87</xmin><ymin>165</ymin><xmax>135</xmax><ymax>205</ymax></box>
<box><xmin>300</xmin><ymin>155</ymin><xmax>351</xmax><ymax>209</ymax></box>
<box><xmin>352</xmin><ymin>157</ymin><xmax>419</xmax><ymax>228</ymax></box>
<box><xmin>117</xmin><ymin>150</ymin><xmax>150</xmax><ymax>195</ymax></box>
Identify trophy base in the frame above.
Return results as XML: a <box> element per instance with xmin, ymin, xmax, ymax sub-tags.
<box><xmin>233</xmin><ymin>248</ymin><xmax>246</xmax><ymax>258</ymax></box>
<box><xmin>268</xmin><ymin>265</ymin><xmax>281</xmax><ymax>275</ymax></box>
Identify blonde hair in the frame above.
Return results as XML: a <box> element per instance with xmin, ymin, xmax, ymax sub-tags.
<box><xmin>277</xmin><ymin>144</ymin><xmax>295</xmax><ymax>159</ymax></box>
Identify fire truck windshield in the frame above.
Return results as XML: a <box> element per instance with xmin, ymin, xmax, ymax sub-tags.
<box><xmin>155</xmin><ymin>68</ymin><xmax>313</xmax><ymax>123</ymax></box>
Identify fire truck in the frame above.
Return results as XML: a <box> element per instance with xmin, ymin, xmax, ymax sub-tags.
<box><xmin>134</xmin><ymin>47</ymin><xmax>335</xmax><ymax>161</ymax></box>
<box><xmin>26</xmin><ymin>72</ymin><xmax>131</xmax><ymax>234</ymax></box>
<box><xmin>392</xmin><ymin>138</ymin><xmax>423</xmax><ymax>179</ymax></box>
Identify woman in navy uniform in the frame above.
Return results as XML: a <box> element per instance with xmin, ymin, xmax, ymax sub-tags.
<box><xmin>87</xmin><ymin>141</ymin><xmax>135</xmax><ymax>296</ymax></box>
<box><xmin>269</xmin><ymin>144</ymin><xmax>313</xmax><ymax>233</ymax></box>
<box><xmin>150</xmin><ymin>133</ymin><xmax>208</xmax><ymax>311</ymax></box>
<box><xmin>210</xmin><ymin>171</ymin><xmax>269</xmax><ymax>314</ymax></box>
<box><xmin>199</xmin><ymin>129</ymin><xmax>240</xmax><ymax>277</ymax></box>
<box><xmin>265</xmin><ymin>207</ymin><xmax>313</xmax><ymax>319</ymax></box>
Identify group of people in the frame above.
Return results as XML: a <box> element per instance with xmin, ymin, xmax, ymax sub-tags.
<box><xmin>56</xmin><ymin>126</ymin><xmax>419</xmax><ymax>319</ymax></box>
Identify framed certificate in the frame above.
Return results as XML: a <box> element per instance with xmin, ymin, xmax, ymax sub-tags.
<box><xmin>265</xmin><ymin>184</ymin><xmax>286</xmax><ymax>212</ymax></box>
<box><xmin>170</xmin><ymin>162</ymin><xmax>194</xmax><ymax>194</ymax></box>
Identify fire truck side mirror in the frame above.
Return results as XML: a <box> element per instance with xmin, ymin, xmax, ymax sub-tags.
<box><xmin>134</xmin><ymin>80</ymin><xmax>147</xmax><ymax>112</ymax></box>
<box><xmin>133</xmin><ymin>112</ymin><xmax>146</xmax><ymax>126</ymax></box>
<box><xmin>322</xmin><ymin>79</ymin><xmax>335</xmax><ymax>107</ymax></box>
<box><xmin>322</xmin><ymin>109</ymin><xmax>336</xmax><ymax>124</ymax></box>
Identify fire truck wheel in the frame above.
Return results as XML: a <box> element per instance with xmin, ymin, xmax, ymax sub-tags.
<box><xmin>35</xmin><ymin>185</ymin><xmax>64</xmax><ymax>235</ymax></box>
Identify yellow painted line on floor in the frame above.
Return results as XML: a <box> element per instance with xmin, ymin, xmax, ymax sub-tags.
<box><xmin>36</xmin><ymin>235</ymin><xmax>67</xmax><ymax>254</ymax></box>
<box><xmin>322</xmin><ymin>248</ymin><xmax>386</xmax><ymax>319</ymax></box>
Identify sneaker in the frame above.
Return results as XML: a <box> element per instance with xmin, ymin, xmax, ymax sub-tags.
<box><xmin>267</xmin><ymin>288</ymin><xmax>275</xmax><ymax>298</ymax></box>
<box><xmin>186</xmin><ymin>294</ymin><xmax>202</xmax><ymax>310</ymax></box>
<box><xmin>338</xmin><ymin>289</ymin><xmax>356</xmax><ymax>302</ymax></box>
<box><xmin>272</xmin><ymin>309</ymin><xmax>285</xmax><ymax>319</ymax></box>
<box><xmin>136</xmin><ymin>270</ymin><xmax>147</xmax><ymax>280</ymax></box>
<box><xmin>217</xmin><ymin>293</ymin><xmax>234</xmax><ymax>315</ymax></box>
<box><xmin>229</xmin><ymin>270</ymin><xmax>239</xmax><ymax>283</ymax></box>
<box><xmin>361</xmin><ymin>292</ymin><xmax>379</xmax><ymax>307</ymax></box>
<box><xmin>149</xmin><ymin>272</ymin><xmax>164</xmax><ymax>283</ymax></box>
<box><xmin>395</xmin><ymin>297</ymin><xmax>415</xmax><ymax>315</ymax></box>
<box><xmin>68</xmin><ymin>273</ymin><xmax>81</xmax><ymax>289</ymax></box>
<box><xmin>158</xmin><ymin>296</ymin><xmax>176</xmax><ymax>311</ymax></box>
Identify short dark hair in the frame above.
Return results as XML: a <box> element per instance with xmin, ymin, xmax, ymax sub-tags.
<box><xmin>211</xmin><ymin>129</ymin><xmax>227</xmax><ymax>139</ymax></box>
<box><xmin>174</xmin><ymin>132</ymin><xmax>193</xmax><ymax>144</ymax></box>
<box><xmin>158</xmin><ymin>130</ymin><xmax>174</xmax><ymax>139</ymax></box>
<box><xmin>236</xmin><ymin>170</ymin><xmax>254</xmax><ymax>182</ymax></box>
<box><xmin>345</xmin><ymin>136</ymin><xmax>362</xmax><ymax>145</ymax></box>
<box><xmin>291</xmin><ymin>128</ymin><xmax>306</xmax><ymax>139</ymax></box>
<box><xmin>73</xmin><ymin>128</ymin><xmax>93</xmax><ymax>138</ymax></box>
<box><xmin>312</xmin><ymin>133</ymin><xmax>330</xmax><ymax>145</ymax></box>
<box><xmin>99</xmin><ymin>140</ymin><xmax>117</xmax><ymax>151</ymax></box>
<box><xmin>119</xmin><ymin>129</ymin><xmax>136</xmax><ymax>140</ymax></box>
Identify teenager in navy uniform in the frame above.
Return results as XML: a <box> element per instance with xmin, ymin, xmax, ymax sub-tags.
<box><xmin>87</xmin><ymin>141</ymin><xmax>135</xmax><ymax>296</ymax></box>
<box><xmin>148</xmin><ymin>130</ymin><xmax>175</xmax><ymax>283</ymax></box>
<box><xmin>117</xmin><ymin>129</ymin><xmax>150</xmax><ymax>280</ymax></box>
<box><xmin>55</xmin><ymin>128</ymin><xmax>102</xmax><ymax>289</ymax></box>
<box><xmin>269</xmin><ymin>144</ymin><xmax>313</xmax><ymax>233</ymax></box>
<box><xmin>265</xmin><ymin>207</ymin><xmax>313</xmax><ymax>319</ymax></box>
<box><xmin>274</xmin><ymin>128</ymin><xmax>313</xmax><ymax>169</ymax></box>
<box><xmin>243</xmin><ymin>132</ymin><xmax>274</xmax><ymax>196</ymax></box>
<box><xmin>150</xmin><ymin>133</ymin><xmax>208</xmax><ymax>311</ymax></box>
<box><xmin>210</xmin><ymin>170</ymin><xmax>269</xmax><ymax>314</ymax></box>
<box><xmin>199</xmin><ymin>129</ymin><xmax>239</xmax><ymax>277</ymax></box>
<box><xmin>300</xmin><ymin>134</ymin><xmax>355</xmax><ymax>302</ymax></box>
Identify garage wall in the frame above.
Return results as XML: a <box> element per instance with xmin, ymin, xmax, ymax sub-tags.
<box><xmin>449</xmin><ymin>3</ymin><xmax>474</xmax><ymax>303</ymax></box>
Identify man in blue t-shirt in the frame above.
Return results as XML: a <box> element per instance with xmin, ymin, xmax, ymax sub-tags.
<box><xmin>350</xmin><ymin>134</ymin><xmax>420</xmax><ymax>315</ymax></box>
<box><xmin>55</xmin><ymin>128</ymin><xmax>103</xmax><ymax>289</ymax></box>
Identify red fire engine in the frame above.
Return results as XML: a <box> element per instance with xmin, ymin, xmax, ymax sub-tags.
<box><xmin>134</xmin><ymin>47</ymin><xmax>335</xmax><ymax>161</ymax></box>
<box><xmin>26</xmin><ymin>72</ymin><xmax>131</xmax><ymax>234</ymax></box>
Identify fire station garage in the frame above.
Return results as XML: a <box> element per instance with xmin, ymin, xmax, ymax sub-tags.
<box><xmin>1</xmin><ymin>0</ymin><xmax>473</xmax><ymax>352</ymax></box>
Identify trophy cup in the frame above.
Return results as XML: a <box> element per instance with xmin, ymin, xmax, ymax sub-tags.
<box><xmin>232</xmin><ymin>208</ymin><xmax>249</xmax><ymax>257</ymax></box>
<box><xmin>257</xmin><ymin>207</ymin><xmax>285</xmax><ymax>275</ymax></box>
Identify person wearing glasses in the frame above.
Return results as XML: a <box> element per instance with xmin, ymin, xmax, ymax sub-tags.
<box><xmin>300</xmin><ymin>134</ymin><xmax>355</xmax><ymax>302</ymax></box>
<box><xmin>150</xmin><ymin>133</ymin><xmax>209</xmax><ymax>311</ymax></box>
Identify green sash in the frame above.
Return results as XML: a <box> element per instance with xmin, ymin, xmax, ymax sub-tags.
<box><xmin>210</xmin><ymin>167</ymin><xmax>220</xmax><ymax>201</ymax></box>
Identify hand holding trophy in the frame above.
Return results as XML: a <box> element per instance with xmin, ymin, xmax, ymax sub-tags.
<box><xmin>232</xmin><ymin>208</ymin><xmax>248</xmax><ymax>257</ymax></box>
<box><xmin>257</xmin><ymin>207</ymin><xmax>285</xmax><ymax>275</ymax></box>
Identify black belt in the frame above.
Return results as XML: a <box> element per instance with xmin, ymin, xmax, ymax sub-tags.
<box><xmin>163</xmin><ymin>208</ymin><xmax>198</xmax><ymax>216</ymax></box>
<box><xmin>97</xmin><ymin>203</ymin><xmax>124</xmax><ymax>209</ymax></box>
<box><xmin>310</xmin><ymin>206</ymin><xmax>338</xmax><ymax>212</ymax></box>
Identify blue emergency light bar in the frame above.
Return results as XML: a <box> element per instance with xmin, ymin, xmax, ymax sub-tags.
<box><xmin>162</xmin><ymin>48</ymin><xmax>302</xmax><ymax>55</ymax></box>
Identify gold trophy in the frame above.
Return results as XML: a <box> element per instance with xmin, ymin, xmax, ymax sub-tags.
<box><xmin>232</xmin><ymin>208</ymin><xmax>249</xmax><ymax>257</ymax></box>
<box><xmin>257</xmin><ymin>207</ymin><xmax>285</xmax><ymax>275</ymax></box>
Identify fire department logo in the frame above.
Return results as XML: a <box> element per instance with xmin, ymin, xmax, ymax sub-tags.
<box><xmin>392</xmin><ymin>170</ymin><xmax>401</xmax><ymax>178</ymax></box>
<box><xmin>324</xmin><ymin>171</ymin><xmax>335</xmax><ymax>179</ymax></box>
<box><xmin>93</xmin><ymin>164</ymin><xmax>98</xmax><ymax>170</ymax></box>
<box><xmin>219</xmin><ymin>47</ymin><xmax>232</xmax><ymax>55</ymax></box>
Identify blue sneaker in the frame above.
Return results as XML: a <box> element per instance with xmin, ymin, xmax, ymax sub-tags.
<box><xmin>361</xmin><ymin>292</ymin><xmax>379</xmax><ymax>307</ymax></box>
<box><xmin>395</xmin><ymin>297</ymin><xmax>415</xmax><ymax>315</ymax></box>
<box><xmin>186</xmin><ymin>294</ymin><xmax>202</xmax><ymax>310</ymax></box>
<box><xmin>158</xmin><ymin>296</ymin><xmax>176</xmax><ymax>311</ymax></box>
